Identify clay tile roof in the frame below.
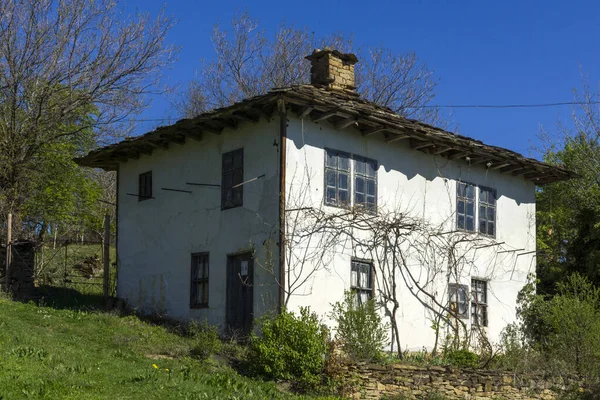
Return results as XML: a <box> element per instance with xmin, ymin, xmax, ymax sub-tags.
<box><xmin>76</xmin><ymin>85</ymin><xmax>575</xmax><ymax>185</ymax></box>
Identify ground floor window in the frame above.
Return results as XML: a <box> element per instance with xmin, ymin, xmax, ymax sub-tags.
<box><xmin>351</xmin><ymin>259</ymin><xmax>373</xmax><ymax>304</ymax></box>
<box><xmin>448</xmin><ymin>283</ymin><xmax>469</xmax><ymax>319</ymax></box>
<box><xmin>190</xmin><ymin>253</ymin><xmax>209</xmax><ymax>308</ymax></box>
<box><xmin>471</xmin><ymin>279</ymin><xmax>488</xmax><ymax>327</ymax></box>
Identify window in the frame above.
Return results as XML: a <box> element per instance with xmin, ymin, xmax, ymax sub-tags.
<box><xmin>325</xmin><ymin>149</ymin><xmax>378</xmax><ymax>210</ymax></box>
<box><xmin>190</xmin><ymin>253</ymin><xmax>209</xmax><ymax>308</ymax></box>
<box><xmin>479</xmin><ymin>187</ymin><xmax>496</xmax><ymax>237</ymax></box>
<box><xmin>221</xmin><ymin>149</ymin><xmax>243</xmax><ymax>210</ymax></box>
<box><xmin>471</xmin><ymin>279</ymin><xmax>488</xmax><ymax>327</ymax></box>
<box><xmin>456</xmin><ymin>182</ymin><xmax>475</xmax><ymax>231</ymax></box>
<box><xmin>351</xmin><ymin>260</ymin><xmax>373</xmax><ymax>305</ymax></box>
<box><xmin>354</xmin><ymin>156</ymin><xmax>377</xmax><ymax>210</ymax></box>
<box><xmin>457</xmin><ymin>182</ymin><xmax>497</xmax><ymax>236</ymax></box>
<box><xmin>325</xmin><ymin>149</ymin><xmax>350</xmax><ymax>207</ymax></box>
<box><xmin>448</xmin><ymin>283</ymin><xmax>469</xmax><ymax>319</ymax></box>
<box><xmin>138</xmin><ymin>171</ymin><xmax>152</xmax><ymax>201</ymax></box>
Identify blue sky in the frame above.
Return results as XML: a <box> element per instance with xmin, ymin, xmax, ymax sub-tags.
<box><xmin>126</xmin><ymin>0</ymin><xmax>600</xmax><ymax>158</ymax></box>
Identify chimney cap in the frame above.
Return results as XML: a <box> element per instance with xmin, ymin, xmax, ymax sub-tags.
<box><xmin>305</xmin><ymin>48</ymin><xmax>358</xmax><ymax>64</ymax></box>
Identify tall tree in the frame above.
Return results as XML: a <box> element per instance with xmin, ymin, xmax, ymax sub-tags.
<box><xmin>175</xmin><ymin>11</ymin><xmax>446</xmax><ymax>127</ymax></box>
<box><xmin>536</xmin><ymin>73</ymin><xmax>600</xmax><ymax>293</ymax></box>
<box><xmin>0</xmin><ymin>0</ymin><xmax>176</xmax><ymax>232</ymax></box>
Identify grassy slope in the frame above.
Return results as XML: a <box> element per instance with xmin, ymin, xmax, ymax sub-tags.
<box><xmin>0</xmin><ymin>299</ymin><xmax>317</xmax><ymax>400</ymax></box>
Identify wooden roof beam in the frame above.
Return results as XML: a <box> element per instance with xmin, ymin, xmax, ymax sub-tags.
<box><xmin>362</xmin><ymin>126</ymin><xmax>386</xmax><ymax>136</ymax></box>
<box><xmin>386</xmin><ymin>134</ymin><xmax>410</xmax><ymax>143</ymax></box>
<box><xmin>298</xmin><ymin>106</ymin><xmax>314</xmax><ymax>119</ymax></box>
<box><xmin>214</xmin><ymin>118</ymin><xmax>237</xmax><ymax>130</ymax></box>
<box><xmin>501</xmin><ymin>165</ymin><xmax>526</xmax><ymax>174</ymax></box>
<box><xmin>412</xmin><ymin>142</ymin><xmax>436</xmax><ymax>151</ymax></box>
<box><xmin>147</xmin><ymin>140</ymin><xmax>169</xmax><ymax>150</ymax></box>
<box><xmin>432</xmin><ymin>146</ymin><xmax>454</xmax><ymax>155</ymax></box>
<box><xmin>335</xmin><ymin>117</ymin><xmax>358</xmax><ymax>130</ymax></box>
<box><xmin>490</xmin><ymin>162</ymin><xmax>511</xmax><ymax>170</ymax></box>
<box><xmin>313</xmin><ymin>110</ymin><xmax>338</xmax><ymax>122</ymax></box>
<box><xmin>449</xmin><ymin>151</ymin><xmax>470</xmax><ymax>160</ymax></box>
<box><xmin>232</xmin><ymin>111</ymin><xmax>259</xmax><ymax>123</ymax></box>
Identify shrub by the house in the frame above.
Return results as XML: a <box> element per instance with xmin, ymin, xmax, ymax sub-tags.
<box><xmin>330</xmin><ymin>291</ymin><xmax>388</xmax><ymax>361</ymax></box>
<box><xmin>250</xmin><ymin>307</ymin><xmax>328</xmax><ymax>389</ymax></box>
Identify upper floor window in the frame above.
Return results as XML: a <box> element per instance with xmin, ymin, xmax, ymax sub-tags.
<box><xmin>351</xmin><ymin>259</ymin><xmax>373</xmax><ymax>305</ymax></box>
<box><xmin>138</xmin><ymin>171</ymin><xmax>152</xmax><ymax>201</ymax></box>
<box><xmin>478</xmin><ymin>187</ymin><xmax>496</xmax><ymax>236</ymax></box>
<box><xmin>456</xmin><ymin>182</ymin><xmax>475</xmax><ymax>231</ymax></box>
<box><xmin>325</xmin><ymin>149</ymin><xmax>377</xmax><ymax>210</ymax></box>
<box><xmin>456</xmin><ymin>182</ymin><xmax>496</xmax><ymax>237</ymax></box>
<box><xmin>222</xmin><ymin>149</ymin><xmax>243</xmax><ymax>210</ymax></box>
<box><xmin>471</xmin><ymin>279</ymin><xmax>488</xmax><ymax>327</ymax></box>
<box><xmin>354</xmin><ymin>157</ymin><xmax>377</xmax><ymax>211</ymax></box>
<box><xmin>325</xmin><ymin>149</ymin><xmax>350</xmax><ymax>207</ymax></box>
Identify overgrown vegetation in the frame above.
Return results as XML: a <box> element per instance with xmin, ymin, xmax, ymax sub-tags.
<box><xmin>330</xmin><ymin>291</ymin><xmax>388</xmax><ymax>362</ymax></box>
<box><xmin>249</xmin><ymin>307</ymin><xmax>328</xmax><ymax>390</ymax></box>
<box><xmin>0</xmin><ymin>298</ymin><xmax>324</xmax><ymax>399</ymax></box>
<box><xmin>495</xmin><ymin>274</ymin><xmax>600</xmax><ymax>380</ymax></box>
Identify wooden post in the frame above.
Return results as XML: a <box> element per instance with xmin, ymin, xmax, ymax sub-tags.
<box><xmin>5</xmin><ymin>212</ymin><xmax>11</xmax><ymax>292</ymax></box>
<box><xmin>103</xmin><ymin>214</ymin><xmax>110</xmax><ymax>305</ymax></box>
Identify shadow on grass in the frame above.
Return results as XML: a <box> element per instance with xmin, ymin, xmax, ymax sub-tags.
<box><xmin>34</xmin><ymin>285</ymin><xmax>106</xmax><ymax>310</ymax></box>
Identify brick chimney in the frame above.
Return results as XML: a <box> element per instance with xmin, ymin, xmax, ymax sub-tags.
<box><xmin>305</xmin><ymin>48</ymin><xmax>358</xmax><ymax>91</ymax></box>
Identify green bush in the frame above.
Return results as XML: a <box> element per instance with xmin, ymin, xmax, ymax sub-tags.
<box><xmin>250</xmin><ymin>307</ymin><xmax>328</xmax><ymax>389</ymax></box>
<box><xmin>330</xmin><ymin>291</ymin><xmax>388</xmax><ymax>361</ymax></box>
<box><xmin>444</xmin><ymin>349</ymin><xmax>479</xmax><ymax>368</ymax></box>
<box><xmin>187</xmin><ymin>320</ymin><xmax>222</xmax><ymax>360</ymax></box>
<box><xmin>517</xmin><ymin>273</ymin><xmax>600</xmax><ymax>380</ymax></box>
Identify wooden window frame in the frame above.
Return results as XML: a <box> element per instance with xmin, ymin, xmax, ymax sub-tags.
<box><xmin>448</xmin><ymin>283</ymin><xmax>469</xmax><ymax>319</ymax></box>
<box><xmin>190</xmin><ymin>252</ymin><xmax>209</xmax><ymax>308</ymax></box>
<box><xmin>471</xmin><ymin>279</ymin><xmax>488</xmax><ymax>327</ymax></box>
<box><xmin>221</xmin><ymin>148</ymin><xmax>244</xmax><ymax>210</ymax></box>
<box><xmin>324</xmin><ymin>148</ymin><xmax>351</xmax><ymax>208</ymax></box>
<box><xmin>478</xmin><ymin>187</ymin><xmax>496</xmax><ymax>238</ymax></box>
<box><xmin>138</xmin><ymin>171</ymin><xmax>153</xmax><ymax>201</ymax></box>
<box><xmin>353</xmin><ymin>156</ymin><xmax>378</xmax><ymax>212</ymax></box>
<box><xmin>351</xmin><ymin>259</ymin><xmax>374</xmax><ymax>305</ymax></box>
<box><xmin>456</xmin><ymin>182</ymin><xmax>475</xmax><ymax>232</ymax></box>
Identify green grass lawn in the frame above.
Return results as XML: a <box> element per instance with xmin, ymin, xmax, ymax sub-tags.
<box><xmin>0</xmin><ymin>297</ymin><xmax>324</xmax><ymax>399</ymax></box>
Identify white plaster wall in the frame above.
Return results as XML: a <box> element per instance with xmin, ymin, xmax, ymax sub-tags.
<box><xmin>117</xmin><ymin>118</ymin><xmax>281</xmax><ymax>328</ymax></box>
<box><xmin>284</xmin><ymin>116</ymin><xmax>536</xmax><ymax>350</ymax></box>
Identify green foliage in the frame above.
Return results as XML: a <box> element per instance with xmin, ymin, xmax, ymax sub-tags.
<box><xmin>187</xmin><ymin>320</ymin><xmax>222</xmax><ymax>360</ymax></box>
<box><xmin>0</xmin><ymin>298</ymin><xmax>320</xmax><ymax>399</ymax></box>
<box><xmin>329</xmin><ymin>291</ymin><xmax>389</xmax><ymax>361</ymax></box>
<box><xmin>536</xmin><ymin>132</ymin><xmax>600</xmax><ymax>294</ymax></box>
<box><xmin>516</xmin><ymin>273</ymin><xmax>600</xmax><ymax>379</ymax></box>
<box><xmin>250</xmin><ymin>307</ymin><xmax>328</xmax><ymax>389</ymax></box>
<box><xmin>443</xmin><ymin>349</ymin><xmax>479</xmax><ymax>369</ymax></box>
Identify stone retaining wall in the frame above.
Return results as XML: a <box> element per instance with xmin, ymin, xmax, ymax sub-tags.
<box><xmin>344</xmin><ymin>362</ymin><xmax>584</xmax><ymax>399</ymax></box>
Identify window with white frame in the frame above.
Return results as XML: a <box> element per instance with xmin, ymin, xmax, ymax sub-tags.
<box><xmin>351</xmin><ymin>260</ymin><xmax>373</xmax><ymax>305</ymax></box>
<box><xmin>448</xmin><ymin>283</ymin><xmax>469</xmax><ymax>319</ymax></box>
<box><xmin>471</xmin><ymin>279</ymin><xmax>488</xmax><ymax>327</ymax></box>
<box><xmin>325</xmin><ymin>149</ymin><xmax>377</xmax><ymax>210</ymax></box>
<box><xmin>456</xmin><ymin>182</ymin><xmax>497</xmax><ymax>237</ymax></box>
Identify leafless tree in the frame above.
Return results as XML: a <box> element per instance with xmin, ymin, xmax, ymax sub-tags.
<box><xmin>174</xmin><ymin>11</ymin><xmax>447</xmax><ymax>127</ymax></box>
<box><xmin>255</xmin><ymin>159</ymin><xmax>506</xmax><ymax>359</ymax></box>
<box><xmin>0</xmin><ymin>0</ymin><xmax>177</xmax><ymax>219</ymax></box>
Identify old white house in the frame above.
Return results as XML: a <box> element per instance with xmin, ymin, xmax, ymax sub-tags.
<box><xmin>77</xmin><ymin>49</ymin><xmax>572</xmax><ymax>350</ymax></box>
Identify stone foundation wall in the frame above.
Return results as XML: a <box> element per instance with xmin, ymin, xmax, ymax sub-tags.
<box><xmin>344</xmin><ymin>362</ymin><xmax>584</xmax><ymax>399</ymax></box>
